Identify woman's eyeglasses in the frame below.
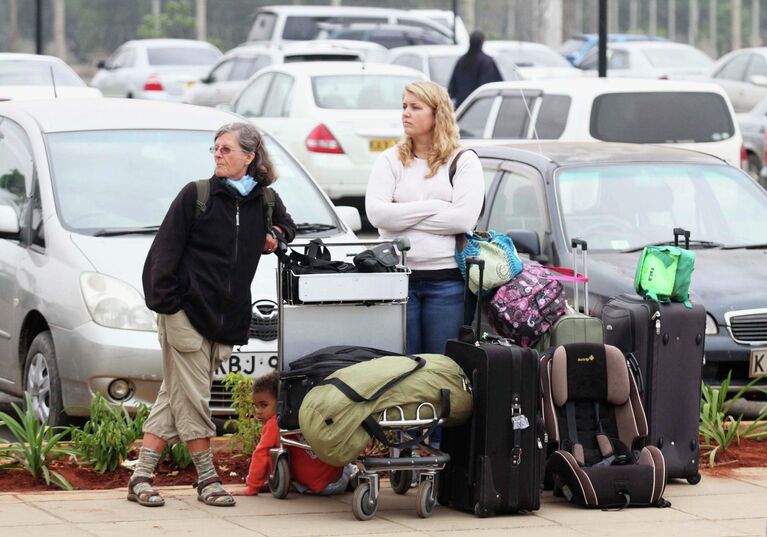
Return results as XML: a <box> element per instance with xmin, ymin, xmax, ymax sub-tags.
<box><xmin>210</xmin><ymin>145</ymin><xmax>249</xmax><ymax>156</ymax></box>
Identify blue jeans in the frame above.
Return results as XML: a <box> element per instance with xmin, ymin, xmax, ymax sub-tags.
<box><xmin>407</xmin><ymin>279</ymin><xmax>465</xmax><ymax>356</ymax></box>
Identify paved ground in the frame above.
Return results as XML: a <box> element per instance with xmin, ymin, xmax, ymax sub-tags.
<box><xmin>1</xmin><ymin>469</ymin><xmax>766</xmax><ymax>537</ymax></box>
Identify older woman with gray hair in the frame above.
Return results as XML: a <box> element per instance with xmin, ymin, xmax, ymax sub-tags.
<box><xmin>129</xmin><ymin>122</ymin><xmax>296</xmax><ymax>508</ymax></box>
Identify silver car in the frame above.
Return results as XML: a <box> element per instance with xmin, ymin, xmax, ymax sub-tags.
<box><xmin>91</xmin><ymin>39</ymin><xmax>222</xmax><ymax>101</ymax></box>
<box><xmin>0</xmin><ymin>98</ymin><xmax>359</xmax><ymax>425</ymax></box>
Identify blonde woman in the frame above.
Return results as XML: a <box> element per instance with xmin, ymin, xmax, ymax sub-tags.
<box><xmin>366</xmin><ymin>80</ymin><xmax>484</xmax><ymax>357</ymax></box>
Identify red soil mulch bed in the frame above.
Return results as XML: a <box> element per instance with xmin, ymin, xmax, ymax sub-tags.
<box><xmin>0</xmin><ymin>449</ymin><xmax>250</xmax><ymax>493</ymax></box>
<box><xmin>700</xmin><ymin>436</ymin><xmax>767</xmax><ymax>477</ymax></box>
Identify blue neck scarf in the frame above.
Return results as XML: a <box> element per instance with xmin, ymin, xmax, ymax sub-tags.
<box><xmin>226</xmin><ymin>174</ymin><xmax>257</xmax><ymax>196</ymax></box>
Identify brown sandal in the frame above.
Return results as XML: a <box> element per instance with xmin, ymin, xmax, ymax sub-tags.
<box><xmin>127</xmin><ymin>476</ymin><xmax>165</xmax><ymax>507</ymax></box>
<box><xmin>194</xmin><ymin>476</ymin><xmax>236</xmax><ymax>507</ymax></box>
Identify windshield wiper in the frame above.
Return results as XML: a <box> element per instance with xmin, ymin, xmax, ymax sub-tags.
<box><xmin>294</xmin><ymin>223</ymin><xmax>338</xmax><ymax>234</ymax></box>
<box><xmin>92</xmin><ymin>226</ymin><xmax>160</xmax><ymax>237</ymax></box>
<box><xmin>722</xmin><ymin>243</ymin><xmax>767</xmax><ymax>250</ymax></box>
<box><xmin>621</xmin><ymin>239</ymin><xmax>723</xmax><ymax>253</ymax></box>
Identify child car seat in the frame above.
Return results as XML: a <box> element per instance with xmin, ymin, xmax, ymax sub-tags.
<box><xmin>540</xmin><ymin>342</ymin><xmax>670</xmax><ymax>509</ymax></box>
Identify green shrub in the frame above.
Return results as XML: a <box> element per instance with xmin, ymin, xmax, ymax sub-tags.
<box><xmin>699</xmin><ymin>372</ymin><xmax>767</xmax><ymax>467</ymax></box>
<box><xmin>161</xmin><ymin>442</ymin><xmax>193</xmax><ymax>469</ymax></box>
<box><xmin>222</xmin><ymin>372</ymin><xmax>262</xmax><ymax>454</ymax></box>
<box><xmin>71</xmin><ymin>394</ymin><xmax>150</xmax><ymax>473</ymax></box>
<box><xmin>0</xmin><ymin>394</ymin><xmax>77</xmax><ymax>490</ymax></box>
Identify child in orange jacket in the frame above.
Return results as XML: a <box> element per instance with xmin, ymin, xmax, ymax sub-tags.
<box><xmin>243</xmin><ymin>371</ymin><xmax>354</xmax><ymax>495</ymax></box>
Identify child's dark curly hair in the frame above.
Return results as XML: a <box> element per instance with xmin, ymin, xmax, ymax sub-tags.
<box><xmin>252</xmin><ymin>370</ymin><xmax>279</xmax><ymax>399</ymax></box>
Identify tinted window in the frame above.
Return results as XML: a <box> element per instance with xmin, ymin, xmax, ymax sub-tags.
<box><xmin>535</xmin><ymin>95</ymin><xmax>571</xmax><ymax>139</ymax></box>
<box><xmin>0</xmin><ymin>119</ymin><xmax>33</xmax><ymax>228</ymax></box>
<box><xmin>590</xmin><ymin>92</ymin><xmax>734</xmax><ymax>143</ymax></box>
<box><xmin>428</xmin><ymin>55</ymin><xmax>459</xmax><ymax>87</ymax></box>
<box><xmin>0</xmin><ymin>60</ymin><xmax>84</xmax><ymax>86</ymax></box>
<box><xmin>147</xmin><ymin>47</ymin><xmax>220</xmax><ymax>66</ymax></box>
<box><xmin>492</xmin><ymin>96</ymin><xmax>533</xmax><ymax>139</ymax></box>
<box><xmin>312</xmin><ymin>75</ymin><xmax>415</xmax><ymax>109</ymax></box>
<box><xmin>283</xmin><ymin>16</ymin><xmax>384</xmax><ymax>40</ymax></box>
<box><xmin>715</xmin><ymin>54</ymin><xmax>751</xmax><ymax>81</ymax></box>
<box><xmin>457</xmin><ymin>96</ymin><xmax>494</xmax><ymax>138</ymax></box>
<box><xmin>488</xmin><ymin>171</ymin><xmax>546</xmax><ymax>239</ymax></box>
<box><xmin>371</xmin><ymin>30</ymin><xmax>411</xmax><ymax>49</ymax></box>
<box><xmin>393</xmin><ymin>54</ymin><xmax>424</xmax><ymax>72</ymax></box>
<box><xmin>262</xmin><ymin>74</ymin><xmax>293</xmax><ymax>117</ymax></box>
<box><xmin>234</xmin><ymin>73</ymin><xmax>273</xmax><ymax>117</ymax></box>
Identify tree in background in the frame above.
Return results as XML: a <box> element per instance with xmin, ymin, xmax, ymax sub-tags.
<box><xmin>136</xmin><ymin>0</ymin><xmax>195</xmax><ymax>39</ymax></box>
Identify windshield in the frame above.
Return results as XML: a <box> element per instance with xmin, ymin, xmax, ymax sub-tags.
<box><xmin>556</xmin><ymin>163</ymin><xmax>767</xmax><ymax>250</ymax></box>
<box><xmin>0</xmin><ymin>60</ymin><xmax>84</xmax><ymax>86</ymax></box>
<box><xmin>497</xmin><ymin>48</ymin><xmax>572</xmax><ymax>67</ymax></box>
<box><xmin>46</xmin><ymin>130</ymin><xmax>338</xmax><ymax>234</ymax></box>
<box><xmin>147</xmin><ymin>47</ymin><xmax>220</xmax><ymax>66</ymax></box>
<box><xmin>642</xmin><ymin>47</ymin><xmax>713</xmax><ymax>68</ymax></box>
<box><xmin>312</xmin><ymin>74</ymin><xmax>416</xmax><ymax>109</ymax></box>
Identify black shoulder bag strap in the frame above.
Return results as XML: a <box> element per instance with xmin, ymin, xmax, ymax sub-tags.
<box><xmin>194</xmin><ymin>179</ymin><xmax>210</xmax><ymax>221</ymax></box>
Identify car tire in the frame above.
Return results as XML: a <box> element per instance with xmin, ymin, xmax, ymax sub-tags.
<box><xmin>23</xmin><ymin>331</ymin><xmax>66</xmax><ymax>426</ymax></box>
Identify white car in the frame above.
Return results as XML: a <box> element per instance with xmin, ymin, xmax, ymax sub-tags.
<box><xmin>0</xmin><ymin>53</ymin><xmax>102</xmax><ymax>100</ymax></box>
<box><xmin>575</xmin><ymin>41</ymin><xmax>714</xmax><ymax>79</ymax></box>
<box><xmin>230</xmin><ymin>62</ymin><xmax>426</xmax><ymax>200</ymax></box>
<box><xmin>706</xmin><ymin>47</ymin><xmax>767</xmax><ymax>113</ymax></box>
<box><xmin>183</xmin><ymin>40</ymin><xmax>387</xmax><ymax>107</ymax></box>
<box><xmin>0</xmin><ymin>98</ymin><xmax>360</xmax><ymax>424</ymax></box>
<box><xmin>483</xmin><ymin>41</ymin><xmax>583</xmax><ymax>80</ymax></box>
<box><xmin>455</xmin><ymin>78</ymin><xmax>743</xmax><ymax>168</ymax></box>
<box><xmin>407</xmin><ymin>8</ymin><xmax>470</xmax><ymax>45</ymax></box>
<box><xmin>388</xmin><ymin>44</ymin><xmax>522</xmax><ymax>88</ymax></box>
<box><xmin>91</xmin><ymin>38</ymin><xmax>221</xmax><ymax>101</ymax></box>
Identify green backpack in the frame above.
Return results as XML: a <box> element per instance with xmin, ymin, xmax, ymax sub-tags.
<box><xmin>633</xmin><ymin>245</ymin><xmax>695</xmax><ymax>308</ymax></box>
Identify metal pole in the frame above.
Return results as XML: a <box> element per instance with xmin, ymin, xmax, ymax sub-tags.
<box><xmin>598</xmin><ymin>0</ymin><xmax>607</xmax><ymax>77</ymax></box>
<box><xmin>35</xmin><ymin>0</ymin><xmax>43</xmax><ymax>54</ymax></box>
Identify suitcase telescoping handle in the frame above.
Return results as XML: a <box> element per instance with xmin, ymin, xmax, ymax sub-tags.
<box><xmin>461</xmin><ymin>257</ymin><xmax>485</xmax><ymax>343</ymax></box>
<box><xmin>571</xmin><ymin>238</ymin><xmax>589</xmax><ymax>314</ymax></box>
<box><xmin>673</xmin><ymin>227</ymin><xmax>691</xmax><ymax>250</ymax></box>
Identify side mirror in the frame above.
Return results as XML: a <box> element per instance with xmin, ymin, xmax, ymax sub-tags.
<box><xmin>216</xmin><ymin>103</ymin><xmax>234</xmax><ymax>112</ymax></box>
<box><xmin>751</xmin><ymin>74</ymin><xmax>767</xmax><ymax>87</ymax></box>
<box><xmin>201</xmin><ymin>74</ymin><xmax>214</xmax><ymax>84</ymax></box>
<box><xmin>335</xmin><ymin>206</ymin><xmax>362</xmax><ymax>232</ymax></box>
<box><xmin>96</xmin><ymin>60</ymin><xmax>107</xmax><ymax>70</ymax></box>
<box><xmin>0</xmin><ymin>205</ymin><xmax>20</xmax><ymax>238</ymax></box>
<box><xmin>506</xmin><ymin>228</ymin><xmax>540</xmax><ymax>257</ymax></box>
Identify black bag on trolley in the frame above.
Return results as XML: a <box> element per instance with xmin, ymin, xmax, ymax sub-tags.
<box><xmin>438</xmin><ymin>257</ymin><xmax>545</xmax><ymax>517</ymax></box>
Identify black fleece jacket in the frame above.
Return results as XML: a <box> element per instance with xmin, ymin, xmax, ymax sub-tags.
<box><xmin>143</xmin><ymin>176</ymin><xmax>296</xmax><ymax>345</ymax></box>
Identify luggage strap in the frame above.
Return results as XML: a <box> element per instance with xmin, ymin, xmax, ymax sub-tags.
<box><xmin>361</xmin><ymin>389</ymin><xmax>451</xmax><ymax>450</ymax></box>
<box><xmin>317</xmin><ymin>355</ymin><xmax>425</xmax><ymax>403</ymax></box>
<box><xmin>565</xmin><ymin>402</ymin><xmax>582</xmax><ymax>464</ymax></box>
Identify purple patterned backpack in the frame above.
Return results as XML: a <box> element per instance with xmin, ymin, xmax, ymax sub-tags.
<box><xmin>487</xmin><ymin>264</ymin><xmax>568</xmax><ymax>348</ymax></box>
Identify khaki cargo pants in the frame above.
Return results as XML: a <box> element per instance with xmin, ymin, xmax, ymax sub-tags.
<box><xmin>143</xmin><ymin>310</ymin><xmax>232</xmax><ymax>443</ymax></box>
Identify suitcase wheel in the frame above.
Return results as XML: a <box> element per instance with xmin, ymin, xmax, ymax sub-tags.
<box><xmin>686</xmin><ymin>472</ymin><xmax>702</xmax><ymax>485</ymax></box>
<box><xmin>416</xmin><ymin>478</ymin><xmax>437</xmax><ymax>518</ymax></box>
<box><xmin>474</xmin><ymin>502</ymin><xmax>491</xmax><ymax>518</ymax></box>
<box><xmin>352</xmin><ymin>482</ymin><xmax>378</xmax><ymax>521</ymax></box>
<box><xmin>269</xmin><ymin>456</ymin><xmax>291</xmax><ymax>499</ymax></box>
<box><xmin>390</xmin><ymin>470</ymin><xmax>413</xmax><ymax>495</ymax></box>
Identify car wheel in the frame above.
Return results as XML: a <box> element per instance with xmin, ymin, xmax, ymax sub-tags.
<box><xmin>23</xmin><ymin>331</ymin><xmax>66</xmax><ymax>426</ymax></box>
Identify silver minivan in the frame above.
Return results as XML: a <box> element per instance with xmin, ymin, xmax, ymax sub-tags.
<box><xmin>0</xmin><ymin>98</ymin><xmax>360</xmax><ymax>425</ymax></box>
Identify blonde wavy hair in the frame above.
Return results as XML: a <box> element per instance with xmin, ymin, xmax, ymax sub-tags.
<box><xmin>397</xmin><ymin>80</ymin><xmax>460</xmax><ymax>178</ymax></box>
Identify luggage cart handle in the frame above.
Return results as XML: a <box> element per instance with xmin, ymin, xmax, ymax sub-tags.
<box><xmin>673</xmin><ymin>228</ymin><xmax>691</xmax><ymax>249</ymax></box>
<box><xmin>571</xmin><ymin>238</ymin><xmax>589</xmax><ymax>314</ymax></box>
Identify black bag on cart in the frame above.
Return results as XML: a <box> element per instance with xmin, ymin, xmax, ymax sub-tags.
<box><xmin>438</xmin><ymin>258</ymin><xmax>544</xmax><ymax>517</ymax></box>
<box><xmin>277</xmin><ymin>346</ymin><xmax>401</xmax><ymax>430</ymax></box>
<box><xmin>601</xmin><ymin>229</ymin><xmax>706</xmax><ymax>484</ymax></box>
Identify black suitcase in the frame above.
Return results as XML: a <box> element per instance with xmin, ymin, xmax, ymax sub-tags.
<box><xmin>438</xmin><ymin>258</ymin><xmax>544</xmax><ymax>517</ymax></box>
<box><xmin>601</xmin><ymin>231</ymin><xmax>706</xmax><ymax>484</ymax></box>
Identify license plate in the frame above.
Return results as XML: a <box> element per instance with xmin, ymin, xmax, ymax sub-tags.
<box><xmin>369</xmin><ymin>138</ymin><xmax>398</xmax><ymax>152</ymax></box>
<box><xmin>749</xmin><ymin>348</ymin><xmax>767</xmax><ymax>378</ymax></box>
<box><xmin>215</xmin><ymin>353</ymin><xmax>277</xmax><ymax>378</ymax></box>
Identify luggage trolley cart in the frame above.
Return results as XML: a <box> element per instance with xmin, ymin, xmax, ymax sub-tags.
<box><xmin>268</xmin><ymin>239</ymin><xmax>451</xmax><ymax>520</ymax></box>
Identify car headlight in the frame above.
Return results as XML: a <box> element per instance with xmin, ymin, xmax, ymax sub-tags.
<box><xmin>705</xmin><ymin>313</ymin><xmax>719</xmax><ymax>336</ymax></box>
<box><xmin>80</xmin><ymin>272</ymin><xmax>157</xmax><ymax>331</ymax></box>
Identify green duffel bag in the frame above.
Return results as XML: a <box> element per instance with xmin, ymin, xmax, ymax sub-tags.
<box><xmin>298</xmin><ymin>353</ymin><xmax>473</xmax><ymax>467</ymax></box>
<box><xmin>634</xmin><ymin>245</ymin><xmax>695</xmax><ymax>308</ymax></box>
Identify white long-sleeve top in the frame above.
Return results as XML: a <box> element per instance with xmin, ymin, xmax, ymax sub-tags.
<box><xmin>365</xmin><ymin>146</ymin><xmax>485</xmax><ymax>271</ymax></box>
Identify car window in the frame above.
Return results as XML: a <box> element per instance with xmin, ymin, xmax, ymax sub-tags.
<box><xmin>147</xmin><ymin>47</ymin><xmax>220</xmax><ymax>66</ymax></box>
<box><xmin>0</xmin><ymin>119</ymin><xmax>34</xmax><ymax>229</ymax></box>
<box><xmin>457</xmin><ymin>96</ymin><xmax>494</xmax><ymax>138</ymax></box>
<box><xmin>487</xmin><ymin>170</ymin><xmax>546</xmax><ymax>239</ymax></box>
<box><xmin>502</xmin><ymin>47</ymin><xmax>572</xmax><ymax>68</ymax></box>
<box><xmin>45</xmin><ymin>130</ymin><xmax>339</xmax><ymax>233</ymax></box>
<box><xmin>234</xmin><ymin>73</ymin><xmax>273</xmax><ymax>117</ymax></box>
<box><xmin>108</xmin><ymin>48</ymin><xmax>131</xmax><ymax>69</ymax></box>
<box><xmin>312</xmin><ymin>74</ymin><xmax>416</xmax><ymax>109</ymax></box>
<box><xmin>428</xmin><ymin>56</ymin><xmax>460</xmax><ymax>87</ymax></box>
<box><xmin>642</xmin><ymin>47</ymin><xmax>713</xmax><ymax>68</ymax></box>
<box><xmin>229</xmin><ymin>57</ymin><xmax>258</xmax><ymax>81</ymax></box>
<box><xmin>556</xmin><ymin>163</ymin><xmax>767</xmax><ymax>250</ymax></box>
<box><xmin>393</xmin><ymin>54</ymin><xmax>424</xmax><ymax>72</ymax></box>
<box><xmin>577</xmin><ymin>48</ymin><xmax>599</xmax><ymax>70</ymax></box>
<box><xmin>560</xmin><ymin>37</ymin><xmax>588</xmax><ymax>56</ymax></box>
<box><xmin>608</xmin><ymin>50</ymin><xmax>629</xmax><ymax>69</ymax></box>
<box><xmin>373</xmin><ymin>30</ymin><xmax>411</xmax><ymax>49</ymax></box>
<box><xmin>0</xmin><ymin>60</ymin><xmax>84</xmax><ymax>86</ymax></box>
<box><xmin>209</xmin><ymin>59</ymin><xmax>235</xmax><ymax>83</ymax></box>
<box><xmin>262</xmin><ymin>73</ymin><xmax>293</xmax><ymax>117</ymax></box>
<box><xmin>535</xmin><ymin>95</ymin><xmax>571</xmax><ymax>139</ymax></box>
<box><xmin>715</xmin><ymin>54</ymin><xmax>751</xmax><ymax>81</ymax></box>
<box><xmin>746</xmin><ymin>54</ymin><xmax>767</xmax><ymax>79</ymax></box>
<box><xmin>493</xmin><ymin>95</ymin><xmax>534</xmax><ymax>139</ymax></box>
<box><xmin>283</xmin><ymin>16</ymin><xmax>384</xmax><ymax>40</ymax></box>
<box><xmin>249</xmin><ymin>12</ymin><xmax>277</xmax><ymax>41</ymax></box>
<box><xmin>590</xmin><ymin>92</ymin><xmax>734</xmax><ymax>143</ymax></box>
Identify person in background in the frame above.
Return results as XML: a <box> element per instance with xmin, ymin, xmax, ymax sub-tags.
<box><xmin>128</xmin><ymin>122</ymin><xmax>296</xmax><ymax>508</ymax></box>
<box><xmin>448</xmin><ymin>30</ymin><xmax>503</xmax><ymax>108</ymax></box>
<box><xmin>242</xmin><ymin>371</ymin><xmax>354</xmax><ymax>496</ymax></box>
